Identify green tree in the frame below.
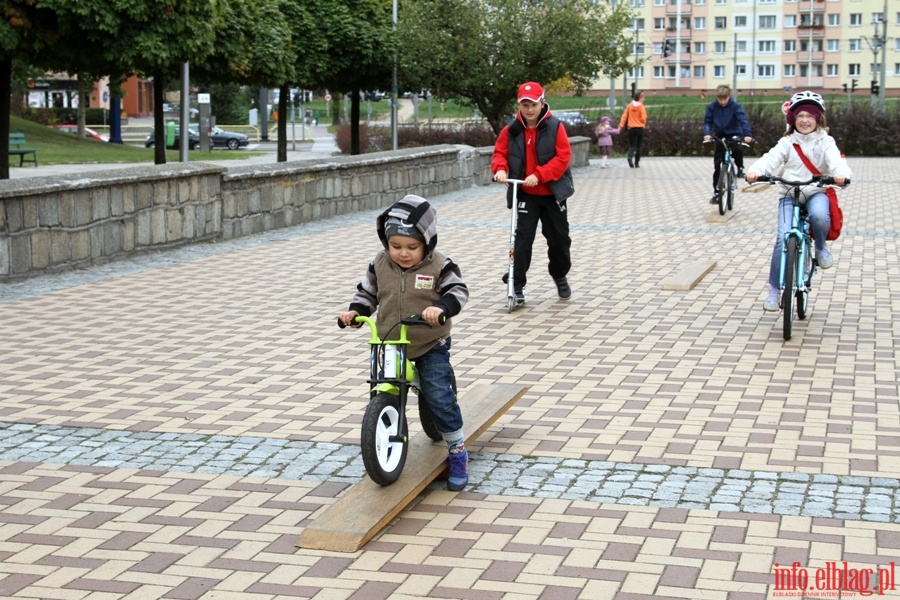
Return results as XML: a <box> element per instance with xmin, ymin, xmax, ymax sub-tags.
<box><xmin>0</xmin><ymin>0</ymin><xmax>59</xmax><ymax>178</ymax></box>
<box><xmin>41</xmin><ymin>0</ymin><xmax>226</xmax><ymax>163</ymax></box>
<box><xmin>305</xmin><ymin>0</ymin><xmax>394</xmax><ymax>155</ymax></box>
<box><xmin>398</xmin><ymin>0</ymin><xmax>635</xmax><ymax>134</ymax></box>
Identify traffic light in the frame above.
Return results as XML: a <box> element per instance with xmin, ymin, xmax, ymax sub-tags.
<box><xmin>304</xmin><ymin>90</ymin><xmax>312</xmax><ymax>103</ymax></box>
<box><xmin>662</xmin><ymin>40</ymin><xmax>671</xmax><ymax>58</ymax></box>
<box><xmin>851</xmin><ymin>79</ymin><xmax>858</xmax><ymax>93</ymax></box>
<box><xmin>842</xmin><ymin>83</ymin><xmax>848</xmax><ymax>93</ymax></box>
<box><xmin>871</xmin><ymin>80</ymin><xmax>880</xmax><ymax>96</ymax></box>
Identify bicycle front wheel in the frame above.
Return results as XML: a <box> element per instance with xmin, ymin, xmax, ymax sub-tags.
<box><xmin>797</xmin><ymin>238</ymin><xmax>813</xmax><ymax>320</ymax></box>
<box><xmin>726</xmin><ymin>167</ymin><xmax>736</xmax><ymax>211</ymax></box>
<box><xmin>716</xmin><ymin>164</ymin><xmax>727</xmax><ymax>215</ymax></box>
<box><xmin>783</xmin><ymin>238</ymin><xmax>799</xmax><ymax>340</ymax></box>
<box><xmin>361</xmin><ymin>392</ymin><xmax>408</xmax><ymax>486</ymax></box>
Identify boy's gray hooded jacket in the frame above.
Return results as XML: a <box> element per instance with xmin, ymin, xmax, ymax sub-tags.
<box><xmin>349</xmin><ymin>195</ymin><xmax>468</xmax><ymax>358</ymax></box>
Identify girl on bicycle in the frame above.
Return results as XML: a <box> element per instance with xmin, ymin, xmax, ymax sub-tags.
<box><xmin>745</xmin><ymin>91</ymin><xmax>851</xmax><ymax>312</ymax></box>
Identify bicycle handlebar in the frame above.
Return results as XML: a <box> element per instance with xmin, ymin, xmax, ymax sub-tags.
<box><xmin>756</xmin><ymin>174</ymin><xmax>850</xmax><ymax>187</ymax></box>
<box><xmin>337</xmin><ymin>313</ymin><xmax>447</xmax><ymax>329</ymax></box>
<box><xmin>703</xmin><ymin>135</ymin><xmax>751</xmax><ymax>148</ymax></box>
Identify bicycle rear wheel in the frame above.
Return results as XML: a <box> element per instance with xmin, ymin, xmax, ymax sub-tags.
<box><xmin>361</xmin><ymin>392</ymin><xmax>408</xmax><ymax>486</ymax></box>
<box><xmin>726</xmin><ymin>166</ymin><xmax>736</xmax><ymax>211</ymax></box>
<box><xmin>783</xmin><ymin>238</ymin><xmax>799</xmax><ymax>340</ymax></box>
<box><xmin>716</xmin><ymin>164</ymin><xmax>727</xmax><ymax>215</ymax></box>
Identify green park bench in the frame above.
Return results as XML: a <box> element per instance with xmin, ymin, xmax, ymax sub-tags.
<box><xmin>9</xmin><ymin>133</ymin><xmax>38</xmax><ymax>167</ymax></box>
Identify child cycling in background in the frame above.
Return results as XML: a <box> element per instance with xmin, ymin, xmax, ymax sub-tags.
<box><xmin>595</xmin><ymin>116</ymin><xmax>620</xmax><ymax>169</ymax></box>
<box><xmin>338</xmin><ymin>195</ymin><xmax>471</xmax><ymax>490</ymax></box>
<box><xmin>703</xmin><ymin>84</ymin><xmax>753</xmax><ymax>204</ymax></box>
<box><xmin>745</xmin><ymin>91</ymin><xmax>851</xmax><ymax>312</ymax></box>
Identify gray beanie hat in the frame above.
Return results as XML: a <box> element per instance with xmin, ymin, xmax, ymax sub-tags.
<box><xmin>384</xmin><ymin>217</ymin><xmax>425</xmax><ymax>243</ymax></box>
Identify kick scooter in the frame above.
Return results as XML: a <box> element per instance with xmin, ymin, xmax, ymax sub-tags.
<box><xmin>504</xmin><ymin>178</ymin><xmax>525</xmax><ymax>313</ymax></box>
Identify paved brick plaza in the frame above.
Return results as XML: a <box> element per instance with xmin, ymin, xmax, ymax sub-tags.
<box><xmin>1</xmin><ymin>156</ymin><xmax>898</xmax><ymax>599</ymax></box>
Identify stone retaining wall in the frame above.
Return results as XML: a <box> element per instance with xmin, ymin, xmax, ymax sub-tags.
<box><xmin>0</xmin><ymin>138</ymin><xmax>589</xmax><ymax>281</ymax></box>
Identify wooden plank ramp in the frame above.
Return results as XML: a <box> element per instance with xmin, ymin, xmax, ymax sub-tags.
<box><xmin>296</xmin><ymin>383</ymin><xmax>528</xmax><ymax>553</ymax></box>
<box><xmin>662</xmin><ymin>260</ymin><xmax>717</xmax><ymax>291</ymax></box>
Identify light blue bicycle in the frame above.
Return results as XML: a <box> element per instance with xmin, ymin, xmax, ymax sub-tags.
<box><xmin>756</xmin><ymin>174</ymin><xmax>848</xmax><ymax>340</ymax></box>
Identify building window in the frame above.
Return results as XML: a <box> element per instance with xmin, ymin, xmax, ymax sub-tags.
<box><xmin>826</xmin><ymin>64</ymin><xmax>839</xmax><ymax>76</ymax></box>
<box><xmin>694</xmin><ymin>0</ymin><xmax>705</xmax><ymax>5</ymax></box>
<box><xmin>715</xmin><ymin>0</ymin><xmax>726</xmax><ymax>4</ymax></box>
<box><xmin>630</xmin><ymin>0</ymin><xmax>646</xmax><ymax>6</ymax></box>
<box><xmin>757</xmin><ymin>64</ymin><xmax>775</xmax><ymax>78</ymax></box>
<box><xmin>633</xmin><ymin>42</ymin><xmax>646</xmax><ymax>55</ymax></box>
<box><xmin>759</xmin><ymin>15</ymin><xmax>776</xmax><ymax>29</ymax></box>
<box><xmin>758</xmin><ymin>40</ymin><xmax>776</xmax><ymax>53</ymax></box>
<box><xmin>850</xmin><ymin>39</ymin><xmax>861</xmax><ymax>52</ymax></box>
<box><xmin>759</xmin><ymin>0</ymin><xmax>776</xmax><ymax>3</ymax></box>
<box><xmin>785</xmin><ymin>15</ymin><xmax>796</xmax><ymax>28</ymax></box>
<box><xmin>736</xmin><ymin>65</ymin><xmax>747</xmax><ymax>75</ymax></box>
<box><xmin>784</xmin><ymin>64</ymin><xmax>796</xmax><ymax>77</ymax></box>
<box><xmin>828</xmin><ymin>14</ymin><xmax>840</xmax><ymax>26</ymax></box>
<box><xmin>895</xmin><ymin>63</ymin><xmax>900</xmax><ymax>76</ymax></box>
<box><xmin>694</xmin><ymin>65</ymin><xmax>705</xmax><ymax>77</ymax></box>
<box><xmin>784</xmin><ymin>40</ymin><xmax>796</xmax><ymax>52</ymax></box>
<box><xmin>799</xmin><ymin>64</ymin><xmax>823</xmax><ymax>77</ymax></box>
<box><xmin>714</xmin><ymin>65</ymin><xmax>726</xmax><ymax>78</ymax></box>
<box><xmin>694</xmin><ymin>17</ymin><xmax>705</xmax><ymax>29</ymax></box>
<box><xmin>715</xmin><ymin>16</ymin><xmax>727</xmax><ymax>29</ymax></box>
<box><xmin>872</xmin><ymin>12</ymin><xmax>884</xmax><ymax>24</ymax></box>
<box><xmin>735</xmin><ymin>40</ymin><xmax>746</xmax><ymax>52</ymax></box>
<box><xmin>735</xmin><ymin>16</ymin><xmax>747</xmax><ymax>27</ymax></box>
<box><xmin>654</xmin><ymin>66</ymin><xmax>666</xmax><ymax>78</ymax></box>
<box><xmin>632</xmin><ymin>18</ymin><xmax>645</xmax><ymax>30</ymax></box>
<box><xmin>694</xmin><ymin>41</ymin><xmax>706</xmax><ymax>54</ymax></box>
<box><xmin>714</xmin><ymin>41</ymin><xmax>726</xmax><ymax>53</ymax></box>
<box><xmin>655</xmin><ymin>18</ymin><xmax>666</xmax><ymax>30</ymax></box>
<box><xmin>850</xmin><ymin>13</ymin><xmax>862</xmax><ymax>26</ymax></box>
<box><xmin>849</xmin><ymin>64</ymin><xmax>861</xmax><ymax>76</ymax></box>
<box><xmin>826</xmin><ymin>39</ymin><xmax>840</xmax><ymax>52</ymax></box>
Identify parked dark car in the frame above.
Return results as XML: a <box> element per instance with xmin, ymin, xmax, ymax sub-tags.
<box><xmin>556</xmin><ymin>112</ymin><xmax>589</xmax><ymax>127</ymax></box>
<box><xmin>144</xmin><ymin>127</ymin><xmax>200</xmax><ymax>150</ymax></box>
<box><xmin>208</xmin><ymin>126</ymin><xmax>249</xmax><ymax>150</ymax></box>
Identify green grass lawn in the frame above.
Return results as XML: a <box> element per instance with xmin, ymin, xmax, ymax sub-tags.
<box><xmin>8</xmin><ymin>116</ymin><xmax>265</xmax><ymax>165</ymax></box>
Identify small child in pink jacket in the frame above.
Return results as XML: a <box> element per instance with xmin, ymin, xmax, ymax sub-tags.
<box><xmin>595</xmin><ymin>116</ymin><xmax>620</xmax><ymax>169</ymax></box>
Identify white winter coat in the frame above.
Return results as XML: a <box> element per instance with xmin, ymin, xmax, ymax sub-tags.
<box><xmin>748</xmin><ymin>128</ymin><xmax>852</xmax><ymax>202</ymax></box>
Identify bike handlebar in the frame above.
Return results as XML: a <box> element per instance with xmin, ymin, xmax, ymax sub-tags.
<box><xmin>756</xmin><ymin>174</ymin><xmax>850</xmax><ymax>187</ymax></box>
<box><xmin>703</xmin><ymin>135</ymin><xmax>751</xmax><ymax>148</ymax></box>
<box><xmin>337</xmin><ymin>313</ymin><xmax>447</xmax><ymax>329</ymax></box>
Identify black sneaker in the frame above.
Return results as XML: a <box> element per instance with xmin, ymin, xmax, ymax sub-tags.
<box><xmin>709</xmin><ymin>194</ymin><xmax>719</xmax><ymax>204</ymax></box>
<box><xmin>514</xmin><ymin>288</ymin><xmax>526</xmax><ymax>307</ymax></box>
<box><xmin>627</xmin><ymin>157</ymin><xmax>634</xmax><ymax>168</ymax></box>
<box><xmin>502</xmin><ymin>272</ymin><xmax>509</xmax><ymax>284</ymax></box>
<box><xmin>554</xmin><ymin>277</ymin><xmax>572</xmax><ymax>300</ymax></box>
<box><xmin>737</xmin><ymin>168</ymin><xmax>745</xmax><ymax>178</ymax></box>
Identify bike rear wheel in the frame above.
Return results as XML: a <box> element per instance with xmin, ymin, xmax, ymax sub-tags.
<box><xmin>726</xmin><ymin>166</ymin><xmax>736</xmax><ymax>211</ymax></box>
<box><xmin>783</xmin><ymin>238</ymin><xmax>799</xmax><ymax>340</ymax></box>
<box><xmin>716</xmin><ymin>164</ymin><xmax>727</xmax><ymax>215</ymax></box>
<box><xmin>361</xmin><ymin>392</ymin><xmax>408</xmax><ymax>485</ymax></box>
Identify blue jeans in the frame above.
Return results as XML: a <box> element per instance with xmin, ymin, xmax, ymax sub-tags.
<box><xmin>768</xmin><ymin>193</ymin><xmax>830</xmax><ymax>289</ymax></box>
<box><xmin>413</xmin><ymin>337</ymin><xmax>464</xmax><ymax>441</ymax></box>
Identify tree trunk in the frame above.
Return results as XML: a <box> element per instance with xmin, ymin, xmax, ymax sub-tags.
<box><xmin>77</xmin><ymin>76</ymin><xmax>87</xmax><ymax>140</ymax></box>
<box><xmin>0</xmin><ymin>57</ymin><xmax>12</xmax><ymax>180</ymax></box>
<box><xmin>154</xmin><ymin>75</ymin><xmax>166</xmax><ymax>164</ymax></box>
<box><xmin>277</xmin><ymin>84</ymin><xmax>288</xmax><ymax>162</ymax></box>
<box><xmin>351</xmin><ymin>89</ymin><xmax>360</xmax><ymax>155</ymax></box>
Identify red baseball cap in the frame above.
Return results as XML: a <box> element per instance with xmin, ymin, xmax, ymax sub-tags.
<box><xmin>517</xmin><ymin>82</ymin><xmax>544</xmax><ymax>102</ymax></box>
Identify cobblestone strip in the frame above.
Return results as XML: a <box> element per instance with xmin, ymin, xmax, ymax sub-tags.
<box><xmin>3</xmin><ymin>421</ymin><xmax>898</xmax><ymax>523</ymax></box>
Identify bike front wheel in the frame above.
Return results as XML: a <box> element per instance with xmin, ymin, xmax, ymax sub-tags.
<box><xmin>726</xmin><ymin>167</ymin><xmax>736</xmax><ymax>211</ymax></box>
<box><xmin>783</xmin><ymin>238</ymin><xmax>799</xmax><ymax>340</ymax></box>
<box><xmin>797</xmin><ymin>240</ymin><xmax>813</xmax><ymax>320</ymax></box>
<box><xmin>361</xmin><ymin>392</ymin><xmax>408</xmax><ymax>486</ymax></box>
<box><xmin>716</xmin><ymin>164</ymin><xmax>727</xmax><ymax>215</ymax></box>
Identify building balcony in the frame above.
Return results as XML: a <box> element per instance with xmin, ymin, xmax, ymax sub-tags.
<box><xmin>798</xmin><ymin>0</ymin><xmax>826</xmax><ymax>13</ymax></box>
<box><xmin>796</xmin><ymin>51</ymin><xmax>825</xmax><ymax>62</ymax></box>
<box><xmin>797</xmin><ymin>25</ymin><xmax>825</xmax><ymax>38</ymax></box>
<box><xmin>665</xmin><ymin>55</ymin><xmax>691</xmax><ymax>64</ymax></box>
<box><xmin>666</xmin><ymin>4</ymin><xmax>691</xmax><ymax>15</ymax></box>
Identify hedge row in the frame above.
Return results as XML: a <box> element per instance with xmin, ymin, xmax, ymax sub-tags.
<box><xmin>337</xmin><ymin>101</ymin><xmax>900</xmax><ymax>158</ymax></box>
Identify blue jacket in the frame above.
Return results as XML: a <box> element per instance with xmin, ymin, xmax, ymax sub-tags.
<box><xmin>703</xmin><ymin>98</ymin><xmax>752</xmax><ymax>138</ymax></box>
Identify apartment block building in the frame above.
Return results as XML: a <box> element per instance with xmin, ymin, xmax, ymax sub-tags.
<box><xmin>614</xmin><ymin>0</ymin><xmax>895</xmax><ymax>95</ymax></box>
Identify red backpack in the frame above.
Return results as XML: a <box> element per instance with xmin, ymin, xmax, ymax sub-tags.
<box><xmin>793</xmin><ymin>144</ymin><xmax>843</xmax><ymax>241</ymax></box>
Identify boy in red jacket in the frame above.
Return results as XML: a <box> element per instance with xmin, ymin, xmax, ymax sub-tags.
<box><xmin>492</xmin><ymin>81</ymin><xmax>575</xmax><ymax>307</ymax></box>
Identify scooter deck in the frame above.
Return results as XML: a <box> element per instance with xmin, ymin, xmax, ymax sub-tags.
<box><xmin>296</xmin><ymin>383</ymin><xmax>529</xmax><ymax>552</ymax></box>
